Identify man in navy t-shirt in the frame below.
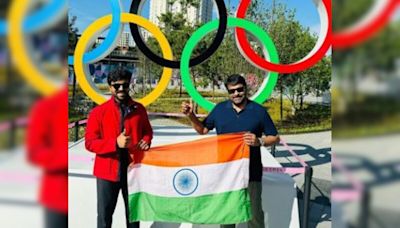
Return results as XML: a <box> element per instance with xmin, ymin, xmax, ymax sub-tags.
<box><xmin>181</xmin><ymin>74</ymin><xmax>279</xmax><ymax>228</ymax></box>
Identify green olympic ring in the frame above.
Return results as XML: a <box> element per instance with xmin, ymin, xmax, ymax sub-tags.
<box><xmin>180</xmin><ymin>17</ymin><xmax>279</xmax><ymax>112</ymax></box>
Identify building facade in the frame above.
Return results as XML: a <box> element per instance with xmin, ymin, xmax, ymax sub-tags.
<box><xmin>149</xmin><ymin>0</ymin><xmax>213</xmax><ymax>26</ymax></box>
<box><xmin>117</xmin><ymin>32</ymin><xmax>135</xmax><ymax>48</ymax></box>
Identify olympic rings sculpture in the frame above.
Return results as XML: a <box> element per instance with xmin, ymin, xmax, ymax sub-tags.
<box><xmin>236</xmin><ymin>0</ymin><xmax>331</xmax><ymax>74</ymax></box>
<box><xmin>1</xmin><ymin>0</ymin><xmax>67</xmax><ymax>35</ymax></box>
<box><xmin>74</xmin><ymin>13</ymin><xmax>173</xmax><ymax>106</ymax></box>
<box><xmin>180</xmin><ymin>17</ymin><xmax>279</xmax><ymax>111</ymax></box>
<box><xmin>6</xmin><ymin>0</ymin><xmax>67</xmax><ymax>96</ymax></box>
<box><xmin>67</xmin><ymin>0</ymin><xmax>123</xmax><ymax>65</ymax></box>
<box><xmin>5</xmin><ymin>0</ymin><xmax>400</xmax><ymax>109</ymax></box>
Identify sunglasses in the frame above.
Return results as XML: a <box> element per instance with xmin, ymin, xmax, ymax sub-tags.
<box><xmin>111</xmin><ymin>83</ymin><xmax>130</xmax><ymax>90</ymax></box>
<box><xmin>228</xmin><ymin>87</ymin><xmax>245</xmax><ymax>94</ymax></box>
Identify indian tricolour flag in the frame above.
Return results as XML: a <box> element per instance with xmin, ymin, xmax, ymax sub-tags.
<box><xmin>128</xmin><ymin>133</ymin><xmax>251</xmax><ymax>224</ymax></box>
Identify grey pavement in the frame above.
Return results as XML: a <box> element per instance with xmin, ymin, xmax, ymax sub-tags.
<box><xmin>0</xmin><ymin>148</ymin><xmax>42</xmax><ymax>227</ymax></box>
<box><xmin>334</xmin><ymin>134</ymin><xmax>400</xmax><ymax>227</ymax></box>
<box><xmin>69</xmin><ymin>122</ymin><xmax>301</xmax><ymax>228</ymax></box>
<box><xmin>0</xmin><ymin>118</ymin><xmax>332</xmax><ymax>227</ymax></box>
<box><xmin>149</xmin><ymin>117</ymin><xmax>188</xmax><ymax>126</ymax></box>
<box><xmin>274</xmin><ymin>131</ymin><xmax>332</xmax><ymax>228</ymax></box>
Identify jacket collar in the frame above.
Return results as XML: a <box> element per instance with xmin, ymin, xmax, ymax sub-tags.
<box><xmin>109</xmin><ymin>96</ymin><xmax>137</xmax><ymax>109</ymax></box>
<box><xmin>225</xmin><ymin>98</ymin><xmax>254</xmax><ymax>110</ymax></box>
<box><xmin>107</xmin><ymin>96</ymin><xmax>138</xmax><ymax>135</ymax></box>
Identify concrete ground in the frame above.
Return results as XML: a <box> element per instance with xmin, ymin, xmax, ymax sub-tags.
<box><xmin>70</xmin><ymin>118</ymin><xmax>331</xmax><ymax>228</ymax></box>
<box><xmin>274</xmin><ymin>131</ymin><xmax>332</xmax><ymax>228</ymax></box>
<box><xmin>333</xmin><ymin>134</ymin><xmax>400</xmax><ymax>228</ymax></box>
<box><xmin>0</xmin><ymin>149</ymin><xmax>42</xmax><ymax>227</ymax></box>
<box><xmin>69</xmin><ymin>122</ymin><xmax>301</xmax><ymax>228</ymax></box>
<box><xmin>0</xmin><ymin>118</ymin><xmax>332</xmax><ymax>228</ymax></box>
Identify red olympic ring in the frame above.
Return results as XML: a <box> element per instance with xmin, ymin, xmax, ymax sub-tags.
<box><xmin>333</xmin><ymin>0</ymin><xmax>400</xmax><ymax>49</ymax></box>
<box><xmin>235</xmin><ymin>0</ymin><xmax>332</xmax><ymax>74</ymax></box>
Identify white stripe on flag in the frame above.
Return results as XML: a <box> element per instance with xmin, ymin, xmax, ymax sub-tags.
<box><xmin>128</xmin><ymin>159</ymin><xmax>249</xmax><ymax>197</ymax></box>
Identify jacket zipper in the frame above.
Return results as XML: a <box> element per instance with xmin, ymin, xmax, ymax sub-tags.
<box><xmin>117</xmin><ymin>105</ymin><xmax>124</xmax><ymax>182</ymax></box>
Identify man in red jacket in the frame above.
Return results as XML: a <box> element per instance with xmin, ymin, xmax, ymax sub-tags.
<box><xmin>27</xmin><ymin>85</ymin><xmax>68</xmax><ymax>228</ymax></box>
<box><xmin>85</xmin><ymin>68</ymin><xmax>153</xmax><ymax>228</ymax></box>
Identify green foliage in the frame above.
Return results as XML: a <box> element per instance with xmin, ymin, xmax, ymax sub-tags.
<box><xmin>247</xmin><ymin>2</ymin><xmax>331</xmax><ymax>112</ymax></box>
<box><xmin>332</xmin><ymin>0</ymin><xmax>374</xmax><ymax>30</ymax></box>
<box><xmin>0</xmin><ymin>128</ymin><xmax>25</xmax><ymax>149</ymax></box>
<box><xmin>68</xmin><ymin>97</ymin><xmax>331</xmax><ymax>141</ymax></box>
<box><xmin>68</xmin><ymin>15</ymin><xmax>79</xmax><ymax>54</ymax></box>
<box><xmin>333</xmin><ymin>0</ymin><xmax>400</xmax><ymax>72</ymax></box>
<box><xmin>136</xmin><ymin>0</ymin><xmax>331</xmax><ymax>113</ymax></box>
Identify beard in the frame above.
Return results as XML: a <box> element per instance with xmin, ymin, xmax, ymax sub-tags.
<box><xmin>115</xmin><ymin>91</ymin><xmax>128</xmax><ymax>102</ymax></box>
<box><xmin>231</xmin><ymin>94</ymin><xmax>246</xmax><ymax>105</ymax></box>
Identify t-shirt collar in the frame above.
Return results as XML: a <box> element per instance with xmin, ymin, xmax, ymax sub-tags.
<box><xmin>225</xmin><ymin>98</ymin><xmax>254</xmax><ymax>111</ymax></box>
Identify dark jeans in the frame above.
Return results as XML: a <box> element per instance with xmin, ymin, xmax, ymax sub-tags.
<box><xmin>221</xmin><ymin>182</ymin><xmax>266</xmax><ymax>228</ymax></box>
<box><xmin>45</xmin><ymin>208</ymin><xmax>67</xmax><ymax>228</ymax></box>
<box><xmin>97</xmin><ymin>177</ymin><xmax>139</xmax><ymax>228</ymax></box>
<box><xmin>97</xmin><ymin>151</ymin><xmax>138</xmax><ymax>228</ymax></box>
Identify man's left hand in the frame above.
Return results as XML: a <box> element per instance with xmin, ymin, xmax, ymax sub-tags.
<box><xmin>137</xmin><ymin>139</ymin><xmax>150</xmax><ymax>151</ymax></box>
<box><xmin>243</xmin><ymin>133</ymin><xmax>260</xmax><ymax>147</ymax></box>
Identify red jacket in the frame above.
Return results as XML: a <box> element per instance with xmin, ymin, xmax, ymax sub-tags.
<box><xmin>85</xmin><ymin>97</ymin><xmax>153</xmax><ymax>181</ymax></box>
<box><xmin>27</xmin><ymin>87</ymin><xmax>68</xmax><ymax>214</ymax></box>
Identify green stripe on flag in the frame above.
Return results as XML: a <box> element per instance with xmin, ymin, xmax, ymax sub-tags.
<box><xmin>129</xmin><ymin>189</ymin><xmax>251</xmax><ymax>224</ymax></box>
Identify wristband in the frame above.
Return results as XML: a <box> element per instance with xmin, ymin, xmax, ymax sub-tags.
<box><xmin>258</xmin><ymin>137</ymin><xmax>265</xmax><ymax>147</ymax></box>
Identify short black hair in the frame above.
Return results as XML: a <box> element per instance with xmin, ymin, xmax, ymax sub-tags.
<box><xmin>107</xmin><ymin>67</ymin><xmax>132</xmax><ymax>85</ymax></box>
<box><xmin>225</xmin><ymin>74</ymin><xmax>247</xmax><ymax>89</ymax></box>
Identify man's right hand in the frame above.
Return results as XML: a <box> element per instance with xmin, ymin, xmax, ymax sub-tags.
<box><xmin>181</xmin><ymin>100</ymin><xmax>209</xmax><ymax>135</ymax></box>
<box><xmin>181</xmin><ymin>101</ymin><xmax>193</xmax><ymax>116</ymax></box>
<box><xmin>117</xmin><ymin>129</ymin><xmax>131</xmax><ymax>148</ymax></box>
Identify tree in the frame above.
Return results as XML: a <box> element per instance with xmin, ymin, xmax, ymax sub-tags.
<box><xmin>333</xmin><ymin>0</ymin><xmax>400</xmax><ymax>74</ymax></box>
<box><xmin>139</xmin><ymin>0</ymin><xmax>332</xmax><ymax>117</ymax></box>
<box><xmin>143</xmin><ymin>0</ymin><xmax>201</xmax><ymax>97</ymax></box>
<box><xmin>244</xmin><ymin>2</ymin><xmax>331</xmax><ymax>116</ymax></box>
<box><xmin>68</xmin><ymin>15</ymin><xmax>79</xmax><ymax>55</ymax></box>
<box><xmin>332</xmin><ymin>0</ymin><xmax>400</xmax><ymax>107</ymax></box>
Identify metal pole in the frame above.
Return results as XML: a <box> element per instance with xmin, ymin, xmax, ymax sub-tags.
<box><xmin>72</xmin><ymin>69</ymin><xmax>77</xmax><ymax>104</ymax></box>
<box><xmin>358</xmin><ymin>189</ymin><xmax>370</xmax><ymax>228</ymax></box>
<box><xmin>9</xmin><ymin>119</ymin><xmax>16</xmax><ymax>149</ymax></box>
<box><xmin>74</xmin><ymin>121</ymin><xmax>79</xmax><ymax>142</ymax></box>
<box><xmin>302</xmin><ymin>166</ymin><xmax>313</xmax><ymax>228</ymax></box>
<box><xmin>271</xmin><ymin>143</ymin><xmax>276</xmax><ymax>157</ymax></box>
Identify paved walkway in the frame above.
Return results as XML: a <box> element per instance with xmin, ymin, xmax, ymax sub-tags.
<box><xmin>275</xmin><ymin>131</ymin><xmax>331</xmax><ymax>228</ymax></box>
<box><xmin>69</xmin><ymin>124</ymin><xmax>301</xmax><ymax>228</ymax></box>
<box><xmin>0</xmin><ymin>118</ymin><xmax>332</xmax><ymax>227</ymax></box>
<box><xmin>334</xmin><ymin>134</ymin><xmax>400</xmax><ymax>227</ymax></box>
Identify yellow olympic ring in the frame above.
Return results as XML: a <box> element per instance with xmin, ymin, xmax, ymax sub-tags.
<box><xmin>74</xmin><ymin>13</ymin><xmax>173</xmax><ymax>105</ymax></box>
<box><xmin>7</xmin><ymin>0</ymin><xmax>62</xmax><ymax>96</ymax></box>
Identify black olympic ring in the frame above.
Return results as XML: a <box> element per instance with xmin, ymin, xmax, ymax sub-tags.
<box><xmin>129</xmin><ymin>0</ymin><xmax>227</xmax><ymax>68</ymax></box>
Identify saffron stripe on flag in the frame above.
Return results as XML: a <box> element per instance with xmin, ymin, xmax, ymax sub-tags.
<box><xmin>133</xmin><ymin>133</ymin><xmax>250</xmax><ymax>167</ymax></box>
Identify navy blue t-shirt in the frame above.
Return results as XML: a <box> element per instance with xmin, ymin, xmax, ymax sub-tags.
<box><xmin>203</xmin><ymin>100</ymin><xmax>278</xmax><ymax>181</ymax></box>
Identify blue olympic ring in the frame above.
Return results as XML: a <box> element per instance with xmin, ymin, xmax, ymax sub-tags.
<box><xmin>0</xmin><ymin>0</ymin><xmax>67</xmax><ymax>35</ymax></box>
<box><xmin>67</xmin><ymin>0</ymin><xmax>123</xmax><ymax>65</ymax></box>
